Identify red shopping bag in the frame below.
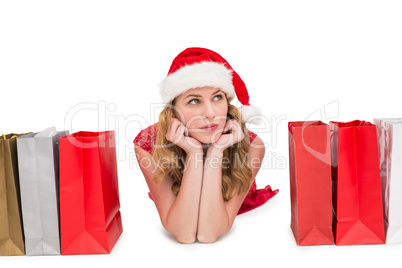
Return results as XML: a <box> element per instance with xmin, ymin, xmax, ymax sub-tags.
<box><xmin>330</xmin><ymin>120</ymin><xmax>385</xmax><ymax>245</ymax></box>
<box><xmin>288</xmin><ymin>121</ymin><xmax>334</xmax><ymax>245</ymax></box>
<box><xmin>59</xmin><ymin>131</ymin><xmax>123</xmax><ymax>255</ymax></box>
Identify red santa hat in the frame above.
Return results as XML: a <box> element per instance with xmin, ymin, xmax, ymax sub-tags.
<box><xmin>159</xmin><ymin>47</ymin><xmax>262</xmax><ymax>124</ymax></box>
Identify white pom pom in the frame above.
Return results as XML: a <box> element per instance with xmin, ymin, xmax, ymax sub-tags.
<box><xmin>240</xmin><ymin>104</ymin><xmax>263</xmax><ymax>125</ymax></box>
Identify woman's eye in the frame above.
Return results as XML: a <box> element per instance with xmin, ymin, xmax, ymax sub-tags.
<box><xmin>213</xmin><ymin>95</ymin><xmax>223</xmax><ymax>101</ymax></box>
<box><xmin>189</xmin><ymin>99</ymin><xmax>200</xmax><ymax>104</ymax></box>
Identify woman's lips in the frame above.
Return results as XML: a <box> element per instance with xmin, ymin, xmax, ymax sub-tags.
<box><xmin>200</xmin><ymin>123</ymin><xmax>218</xmax><ymax>132</ymax></box>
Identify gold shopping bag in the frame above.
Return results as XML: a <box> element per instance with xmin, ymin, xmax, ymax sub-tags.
<box><xmin>0</xmin><ymin>133</ymin><xmax>28</xmax><ymax>255</ymax></box>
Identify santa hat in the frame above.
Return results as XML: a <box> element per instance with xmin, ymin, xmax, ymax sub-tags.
<box><xmin>159</xmin><ymin>47</ymin><xmax>262</xmax><ymax>124</ymax></box>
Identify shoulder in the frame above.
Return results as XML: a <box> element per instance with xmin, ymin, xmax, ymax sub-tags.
<box><xmin>247</xmin><ymin>133</ymin><xmax>265</xmax><ymax>175</ymax></box>
<box><xmin>247</xmin><ymin>129</ymin><xmax>258</xmax><ymax>144</ymax></box>
<box><xmin>133</xmin><ymin>123</ymin><xmax>158</xmax><ymax>154</ymax></box>
<box><xmin>247</xmin><ymin>129</ymin><xmax>261</xmax><ymax>144</ymax></box>
<box><xmin>248</xmin><ymin>134</ymin><xmax>265</xmax><ymax>156</ymax></box>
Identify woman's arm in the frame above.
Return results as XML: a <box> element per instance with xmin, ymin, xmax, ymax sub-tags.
<box><xmin>196</xmin><ymin>123</ymin><xmax>266</xmax><ymax>243</ymax></box>
<box><xmin>135</xmin><ymin>146</ymin><xmax>203</xmax><ymax>244</ymax></box>
<box><xmin>196</xmin><ymin>148</ymin><xmax>235</xmax><ymax>243</ymax></box>
<box><xmin>164</xmin><ymin>151</ymin><xmax>204</xmax><ymax>243</ymax></box>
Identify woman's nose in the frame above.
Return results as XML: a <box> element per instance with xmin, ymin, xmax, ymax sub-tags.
<box><xmin>203</xmin><ymin>102</ymin><xmax>215</xmax><ymax>120</ymax></box>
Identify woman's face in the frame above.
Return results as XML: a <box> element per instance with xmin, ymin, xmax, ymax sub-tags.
<box><xmin>173</xmin><ymin>86</ymin><xmax>229</xmax><ymax>144</ymax></box>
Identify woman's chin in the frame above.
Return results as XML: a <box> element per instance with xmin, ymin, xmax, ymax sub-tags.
<box><xmin>190</xmin><ymin>130</ymin><xmax>223</xmax><ymax>145</ymax></box>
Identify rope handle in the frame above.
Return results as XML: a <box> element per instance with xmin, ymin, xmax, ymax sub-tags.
<box><xmin>359</xmin><ymin>120</ymin><xmax>373</xmax><ymax>126</ymax></box>
<box><xmin>104</xmin><ymin>131</ymin><xmax>113</xmax><ymax>142</ymax></box>
<box><xmin>288</xmin><ymin>122</ymin><xmax>296</xmax><ymax>134</ymax></box>
<box><xmin>289</xmin><ymin>121</ymin><xmax>373</xmax><ymax>136</ymax></box>
<box><xmin>1</xmin><ymin>133</ymin><xmax>29</xmax><ymax>139</ymax></box>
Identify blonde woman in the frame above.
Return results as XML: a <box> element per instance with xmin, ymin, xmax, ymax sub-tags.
<box><xmin>134</xmin><ymin>48</ymin><xmax>278</xmax><ymax>244</ymax></box>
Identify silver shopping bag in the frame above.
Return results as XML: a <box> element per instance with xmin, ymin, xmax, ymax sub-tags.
<box><xmin>16</xmin><ymin>127</ymin><xmax>68</xmax><ymax>255</ymax></box>
<box><xmin>375</xmin><ymin>118</ymin><xmax>402</xmax><ymax>243</ymax></box>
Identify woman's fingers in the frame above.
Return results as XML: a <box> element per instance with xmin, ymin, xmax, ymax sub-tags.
<box><xmin>224</xmin><ymin>119</ymin><xmax>236</xmax><ymax>134</ymax></box>
<box><xmin>223</xmin><ymin>120</ymin><xmax>231</xmax><ymax>134</ymax></box>
<box><xmin>167</xmin><ymin>119</ymin><xmax>201</xmax><ymax>153</ymax></box>
<box><xmin>167</xmin><ymin>118</ymin><xmax>183</xmax><ymax>143</ymax></box>
<box><xmin>213</xmin><ymin>120</ymin><xmax>245</xmax><ymax>150</ymax></box>
<box><xmin>184</xmin><ymin>125</ymin><xmax>189</xmax><ymax>137</ymax></box>
<box><xmin>232</xmin><ymin>120</ymin><xmax>244</xmax><ymax>142</ymax></box>
<box><xmin>177</xmin><ymin>123</ymin><xmax>186</xmax><ymax>138</ymax></box>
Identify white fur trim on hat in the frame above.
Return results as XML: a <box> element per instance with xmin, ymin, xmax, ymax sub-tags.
<box><xmin>159</xmin><ymin>61</ymin><xmax>236</xmax><ymax>104</ymax></box>
<box><xmin>240</xmin><ymin>104</ymin><xmax>263</xmax><ymax>125</ymax></box>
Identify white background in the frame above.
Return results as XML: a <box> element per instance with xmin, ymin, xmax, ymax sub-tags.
<box><xmin>1</xmin><ymin>0</ymin><xmax>402</xmax><ymax>267</ymax></box>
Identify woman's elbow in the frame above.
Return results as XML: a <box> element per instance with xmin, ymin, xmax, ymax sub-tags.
<box><xmin>175</xmin><ymin>233</ymin><xmax>196</xmax><ymax>244</ymax></box>
<box><xmin>197</xmin><ymin>218</ymin><xmax>233</xmax><ymax>243</ymax></box>
<box><xmin>197</xmin><ymin>226</ymin><xmax>231</xmax><ymax>243</ymax></box>
<box><xmin>162</xmin><ymin>217</ymin><xmax>197</xmax><ymax>244</ymax></box>
<box><xmin>163</xmin><ymin>224</ymin><xmax>196</xmax><ymax>244</ymax></box>
<box><xmin>197</xmin><ymin>233</ymin><xmax>219</xmax><ymax>244</ymax></box>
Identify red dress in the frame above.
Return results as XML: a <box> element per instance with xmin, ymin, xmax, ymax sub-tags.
<box><xmin>134</xmin><ymin>123</ymin><xmax>278</xmax><ymax>215</ymax></box>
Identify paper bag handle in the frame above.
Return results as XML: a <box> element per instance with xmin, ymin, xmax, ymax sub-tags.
<box><xmin>359</xmin><ymin>120</ymin><xmax>373</xmax><ymax>126</ymax></box>
<box><xmin>288</xmin><ymin>122</ymin><xmax>296</xmax><ymax>134</ymax></box>
<box><xmin>1</xmin><ymin>133</ymin><xmax>29</xmax><ymax>139</ymax></box>
<box><xmin>1</xmin><ymin>134</ymin><xmax>18</xmax><ymax>139</ymax></box>
<box><xmin>104</xmin><ymin>131</ymin><xmax>113</xmax><ymax>142</ymax></box>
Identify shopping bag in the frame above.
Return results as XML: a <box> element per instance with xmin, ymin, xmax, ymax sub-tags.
<box><xmin>375</xmin><ymin>118</ymin><xmax>402</xmax><ymax>243</ymax></box>
<box><xmin>59</xmin><ymin>131</ymin><xmax>122</xmax><ymax>255</ymax></box>
<box><xmin>330</xmin><ymin>120</ymin><xmax>385</xmax><ymax>245</ymax></box>
<box><xmin>16</xmin><ymin>127</ymin><xmax>68</xmax><ymax>255</ymax></box>
<box><xmin>0</xmin><ymin>133</ymin><xmax>27</xmax><ymax>255</ymax></box>
<box><xmin>288</xmin><ymin>121</ymin><xmax>334</xmax><ymax>245</ymax></box>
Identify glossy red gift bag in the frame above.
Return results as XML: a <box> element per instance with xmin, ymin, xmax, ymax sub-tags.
<box><xmin>288</xmin><ymin>121</ymin><xmax>334</xmax><ymax>245</ymax></box>
<box><xmin>330</xmin><ymin>120</ymin><xmax>385</xmax><ymax>245</ymax></box>
<box><xmin>59</xmin><ymin>131</ymin><xmax>123</xmax><ymax>255</ymax></box>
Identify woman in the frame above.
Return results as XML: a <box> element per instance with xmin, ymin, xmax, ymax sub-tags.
<box><xmin>134</xmin><ymin>47</ymin><xmax>278</xmax><ymax>244</ymax></box>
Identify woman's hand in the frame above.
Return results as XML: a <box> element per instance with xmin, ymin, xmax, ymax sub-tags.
<box><xmin>209</xmin><ymin>119</ymin><xmax>245</xmax><ymax>154</ymax></box>
<box><xmin>166</xmin><ymin>118</ymin><xmax>203</xmax><ymax>154</ymax></box>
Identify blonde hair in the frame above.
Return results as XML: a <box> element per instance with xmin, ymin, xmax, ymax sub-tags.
<box><xmin>152</xmin><ymin>100</ymin><xmax>253</xmax><ymax>201</ymax></box>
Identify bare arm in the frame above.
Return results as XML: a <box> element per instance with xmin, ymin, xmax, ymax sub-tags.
<box><xmin>163</xmin><ymin>151</ymin><xmax>203</xmax><ymax>243</ymax></box>
<box><xmin>196</xmin><ymin>148</ymin><xmax>235</xmax><ymax>243</ymax></box>
<box><xmin>135</xmin><ymin>118</ymin><xmax>206</xmax><ymax>243</ymax></box>
<box><xmin>135</xmin><ymin>146</ymin><xmax>203</xmax><ymax>243</ymax></box>
<box><xmin>196</xmin><ymin>122</ymin><xmax>265</xmax><ymax>243</ymax></box>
